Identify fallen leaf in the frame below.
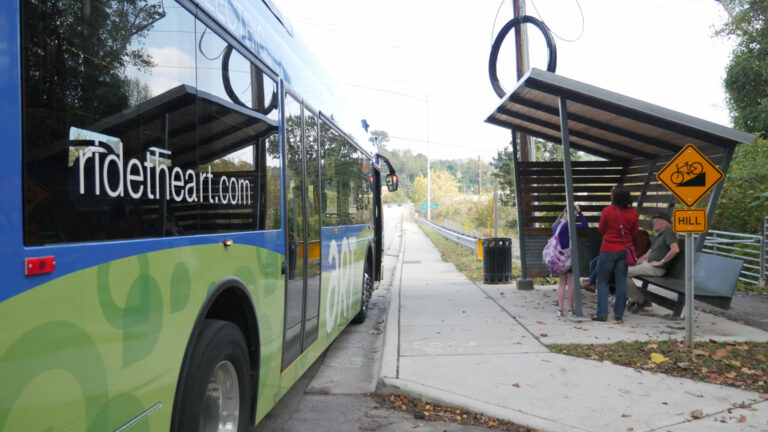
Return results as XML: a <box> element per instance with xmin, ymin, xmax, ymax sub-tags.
<box><xmin>733</xmin><ymin>402</ymin><xmax>752</xmax><ymax>409</ymax></box>
<box><xmin>512</xmin><ymin>383</ymin><xmax>520</xmax><ymax>388</ymax></box>
<box><xmin>691</xmin><ymin>349</ymin><xmax>710</xmax><ymax>362</ymax></box>
<box><xmin>738</xmin><ymin>415</ymin><xmax>746</xmax><ymax>423</ymax></box>
<box><xmin>691</xmin><ymin>409</ymin><xmax>704</xmax><ymax>419</ymax></box>
<box><xmin>537</xmin><ymin>321</ymin><xmax>544</xmax><ymax>324</ymax></box>
<box><xmin>713</xmin><ymin>349</ymin><xmax>728</xmax><ymax>360</ymax></box>
<box><xmin>621</xmin><ymin>413</ymin><xmax>632</xmax><ymax>418</ymax></box>
<box><xmin>651</xmin><ymin>353</ymin><xmax>670</xmax><ymax>363</ymax></box>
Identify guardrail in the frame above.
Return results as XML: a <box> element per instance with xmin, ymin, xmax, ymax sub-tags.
<box><xmin>416</xmin><ymin>217</ymin><xmax>522</xmax><ymax>264</ymax></box>
<box><xmin>440</xmin><ymin>218</ymin><xmax>484</xmax><ymax>238</ymax></box>
<box><xmin>416</xmin><ymin>217</ymin><xmax>479</xmax><ymax>251</ymax></box>
<box><xmin>702</xmin><ymin>224</ymin><xmax>766</xmax><ymax>287</ymax></box>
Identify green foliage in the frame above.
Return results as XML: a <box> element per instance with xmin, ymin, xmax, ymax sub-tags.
<box><xmin>411</xmin><ymin>170</ymin><xmax>461</xmax><ymax>207</ymax></box>
<box><xmin>719</xmin><ymin>0</ymin><xmax>768</xmax><ymax>133</ymax></box>
<box><xmin>712</xmin><ymin>135</ymin><xmax>768</xmax><ymax>233</ymax></box>
<box><xmin>377</xmin><ymin>145</ymin><xmax>497</xmax><ymax>202</ymax></box>
<box><xmin>489</xmin><ymin>146</ymin><xmax>516</xmax><ymax>208</ymax></box>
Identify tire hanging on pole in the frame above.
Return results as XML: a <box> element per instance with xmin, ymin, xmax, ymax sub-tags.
<box><xmin>488</xmin><ymin>15</ymin><xmax>557</xmax><ymax>98</ymax></box>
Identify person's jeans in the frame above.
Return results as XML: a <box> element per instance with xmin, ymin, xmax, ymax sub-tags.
<box><xmin>596</xmin><ymin>250</ymin><xmax>628</xmax><ymax>319</ymax></box>
<box><xmin>588</xmin><ymin>256</ymin><xmax>599</xmax><ymax>283</ymax></box>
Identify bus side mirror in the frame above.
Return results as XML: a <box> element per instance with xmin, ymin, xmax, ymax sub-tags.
<box><xmin>385</xmin><ymin>173</ymin><xmax>398</xmax><ymax>192</ymax></box>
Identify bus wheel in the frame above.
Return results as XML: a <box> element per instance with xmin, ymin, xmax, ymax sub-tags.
<box><xmin>352</xmin><ymin>259</ymin><xmax>373</xmax><ymax>324</ymax></box>
<box><xmin>176</xmin><ymin>319</ymin><xmax>251</xmax><ymax>432</ymax></box>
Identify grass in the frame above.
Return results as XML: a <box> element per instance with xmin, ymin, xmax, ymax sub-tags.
<box><xmin>418</xmin><ymin>223</ymin><xmax>486</xmax><ymax>281</ymax></box>
<box><xmin>736</xmin><ymin>279</ymin><xmax>767</xmax><ymax>294</ymax></box>
<box><xmin>549</xmin><ymin>339</ymin><xmax>768</xmax><ymax>394</ymax></box>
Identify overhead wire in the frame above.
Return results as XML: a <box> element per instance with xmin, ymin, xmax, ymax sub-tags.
<box><xmin>528</xmin><ymin>0</ymin><xmax>585</xmax><ymax>43</ymax></box>
<box><xmin>490</xmin><ymin>0</ymin><xmax>507</xmax><ymax>45</ymax></box>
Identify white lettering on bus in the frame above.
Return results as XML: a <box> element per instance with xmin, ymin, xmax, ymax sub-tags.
<box><xmin>72</xmin><ymin>127</ymin><xmax>251</xmax><ymax>207</ymax></box>
<box><xmin>325</xmin><ymin>236</ymin><xmax>358</xmax><ymax>333</ymax></box>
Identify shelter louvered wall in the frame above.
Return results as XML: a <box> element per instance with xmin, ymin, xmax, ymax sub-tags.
<box><xmin>518</xmin><ymin>151</ymin><xmax>727</xmax><ymax>278</ymax></box>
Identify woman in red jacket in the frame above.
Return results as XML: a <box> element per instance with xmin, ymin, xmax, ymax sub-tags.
<box><xmin>593</xmin><ymin>185</ymin><xmax>638</xmax><ymax>323</ymax></box>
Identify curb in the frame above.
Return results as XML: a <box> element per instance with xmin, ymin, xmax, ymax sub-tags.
<box><xmin>377</xmin><ymin>377</ymin><xmax>584</xmax><ymax>432</ymax></box>
<box><xmin>378</xmin><ymin>218</ymin><xmax>405</xmax><ymax>383</ymax></box>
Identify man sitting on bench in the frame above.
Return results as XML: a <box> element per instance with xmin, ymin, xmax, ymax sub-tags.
<box><xmin>626</xmin><ymin>213</ymin><xmax>680</xmax><ymax>313</ymax></box>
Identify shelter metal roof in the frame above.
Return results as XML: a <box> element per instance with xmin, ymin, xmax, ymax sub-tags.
<box><xmin>485</xmin><ymin>68</ymin><xmax>754</xmax><ymax>161</ymax></box>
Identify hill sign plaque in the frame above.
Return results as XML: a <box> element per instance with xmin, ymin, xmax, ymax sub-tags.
<box><xmin>656</xmin><ymin>144</ymin><xmax>724</xmax><ymax>208</ymax></box>
<box><xmin>673</xmin><ymin>208</ymin><xmax>707</xmax><ymax>233</ymax></box>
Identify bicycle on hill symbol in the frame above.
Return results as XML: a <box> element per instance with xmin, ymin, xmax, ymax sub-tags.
<box><xmin>670</xmin><ymin>161</ymin><xmax>703</xmax><ymax>185</ymax></box>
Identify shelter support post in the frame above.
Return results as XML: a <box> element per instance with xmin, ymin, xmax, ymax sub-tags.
<box><xmin>511</xmin><ymin>130</ymin><xmax>531</xmax><ymax>288</ymax></box>
<box><xmin>695</xmin><ymin>145</ymin><xmax>735</xmax><ymax>251</ymax></box>
<box><xmin>558</xmin><ymin>97</ymin><xmax>583</xmax><ymax>316</ymax></box>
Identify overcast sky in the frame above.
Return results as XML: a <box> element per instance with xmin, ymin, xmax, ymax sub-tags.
<box><xmin>277</xmin><ymin>0</ymin><xmax>734</xmax><ymax>161</ymax></box>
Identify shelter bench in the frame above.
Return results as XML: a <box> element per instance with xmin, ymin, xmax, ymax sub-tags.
<box><xmin>634</xmin><ymin>252</ymin><xmax>743</xmax><ymax>317</ymax></box>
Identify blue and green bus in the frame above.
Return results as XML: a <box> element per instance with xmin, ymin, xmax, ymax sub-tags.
<box><xmin>0</xmin><ymin>0</ymin><xmax>398</xmax><ymax>430</ymax></box>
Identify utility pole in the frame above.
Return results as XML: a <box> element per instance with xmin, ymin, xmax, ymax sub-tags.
<box><xmin>478</xmin><ymin>155</ymin><xmax>482</xmax><ymax>196</ymax></box>
<box><xmin>426</xmin><ymin>95</ymin><xmax>431</xmax><ymax>220</ymax></box>
<box><xmin>513</xmin><ymin>0</ymin><xmax>534</xmax><ymax>162</ymax></box>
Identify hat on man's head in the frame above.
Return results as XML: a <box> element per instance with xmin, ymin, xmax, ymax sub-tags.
<box><xmin>653</xmin><ymin>213</ymin><xmax>671</xmax><ymax>224</ymax></box>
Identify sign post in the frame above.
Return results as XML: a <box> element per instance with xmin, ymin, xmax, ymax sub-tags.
<box><xmin>656</xmin><ymin>144</ymin><xmax>724</xmax><ymax>347</ymax></box>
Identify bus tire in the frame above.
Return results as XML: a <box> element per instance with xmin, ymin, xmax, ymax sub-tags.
<box><xmin>351</xmin><ymin>257</ymin><xmax>373</xmax><ymax>324</ymax></box>
<box><xmin>175</xmin><ymin>319</ymin><xmax>251</xmax><ymax>432</ymax></box>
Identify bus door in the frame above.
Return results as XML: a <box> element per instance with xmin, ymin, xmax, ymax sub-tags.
<box><xmin>282</xmin><ymin>95</ymin><xmax>321</xmax><ymax>370</ymax></box>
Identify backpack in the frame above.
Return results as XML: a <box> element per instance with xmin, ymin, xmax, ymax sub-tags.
<box><xmin>542</xmin><ymin>223</ymin><xmax>571</xmax><ymax>276</ymax></box>
<box><xmin>633</xmin><ymin>229</ymin><xmax>651</xmax><ymax>258</ymax></box>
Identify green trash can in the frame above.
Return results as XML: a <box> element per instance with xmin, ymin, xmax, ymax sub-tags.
<box><xmin>482</xmin><ymin>237</ymin><xmax>512</xmax><ymax>284</ymax></box>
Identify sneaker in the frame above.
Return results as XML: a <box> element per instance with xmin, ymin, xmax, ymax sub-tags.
<box><xmin>567</xmin><ymin>310</ymin><xmax>575</xmax><ymax>318</ymax></box>
<box><xmin>613</xmin><ymin>319</ymin><xmax>624</xmax><ymax>324</ymax></box>
<box><xmin>591</xmin><ymin>315</ymin><xmax>607</xmax><ymax>322</ymax></box>
<box><xmin>555</xmin><ymin>309</ymin><xmax>563</xmax><ymax>317</ymax></box>
<box><xmin>581</xmin><ymin>282</ymin><xmax>596</xmax><ymax>293</ymax></box>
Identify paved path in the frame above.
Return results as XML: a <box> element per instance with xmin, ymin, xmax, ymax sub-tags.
<box><xmin>379</xmin><ymin>220</ymin><xmax>768</xmax><ymax>432</ymax></box>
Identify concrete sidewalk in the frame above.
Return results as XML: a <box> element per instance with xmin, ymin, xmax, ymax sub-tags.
<box><xmin>379</xmin><ymin>220</ymin><xmax>768</xmax><ymax>432</ymax></box>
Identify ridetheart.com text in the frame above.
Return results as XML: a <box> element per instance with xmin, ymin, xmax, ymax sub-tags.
<box><xmin>78</xmin><ymin>146</ymin><xmax>251</xmax><ymax>206</ymax></box>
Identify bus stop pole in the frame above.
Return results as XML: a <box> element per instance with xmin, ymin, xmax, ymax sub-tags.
<box><xmin>684</xmin><ymin>233</ymin><xmax>694</xmax><ymax>347</ymax></box>
<box><xmin>558</xmin><ymin>97</ymin><xmax>583</xmax><ymax>316</ymax></box>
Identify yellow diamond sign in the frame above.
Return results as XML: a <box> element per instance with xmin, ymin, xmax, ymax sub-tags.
<box><xmin>656</xmin><ymin>144</ymin><xmax>724</xmax><ymax>208</ymax></box>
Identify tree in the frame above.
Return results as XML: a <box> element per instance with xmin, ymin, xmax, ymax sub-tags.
<box><xmin>23</xmin><ymin>0</ymin><xmax>164</xmax><ymax>148</ymax></box>
<box><xmin>712</xmin><ymin>135</ymin><xmax>768</xmax><ymax>233</ymax></box>
<box><xmin>712</xmin><ymin>2</ymin><xmax>768</xmax><ymax>232</ymax></box>
<box><xmin>719</xmin><ymin>0</ymin><xmax>768</xmax><ymax>133</ymax></box>
<box><xmin>410</xmin><ymin>169</ymin><xmax>460</xmax><ymax>208</ymax></box>
<box><xmin>490</xmin><ymin>146</ymin><xmax>516</xmax><ymax>207</ymax></box>
<box><xmin>371</xmin><ymin>130</ymin><xmax>390</xmax><ymax>148</ymax></box>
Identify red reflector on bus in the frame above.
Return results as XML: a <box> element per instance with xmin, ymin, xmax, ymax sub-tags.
<box><xmin>25</xmin><ymin>256</ymin><xmax>55</xmax><ymax>276</ymax></box>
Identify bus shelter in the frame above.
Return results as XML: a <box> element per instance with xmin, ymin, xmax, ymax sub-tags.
<box><xmin>485</xmin><ymin>68</ymin><xmax>754</xmax><ymax>314</ymax></box>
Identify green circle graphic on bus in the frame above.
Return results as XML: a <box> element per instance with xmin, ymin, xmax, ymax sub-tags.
<box><xmin>96</xmin><ymin>255</ymin><xmax>163</xmax><ymax>367</ymax></box>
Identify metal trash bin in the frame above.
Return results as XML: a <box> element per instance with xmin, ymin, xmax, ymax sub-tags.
<box><xmin>482</xmin><ymin>237</ymin><xmax>513</xmax><ymax>284</ymax></box>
